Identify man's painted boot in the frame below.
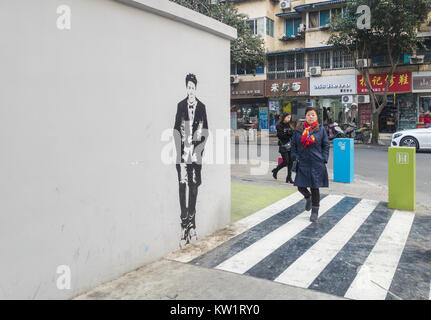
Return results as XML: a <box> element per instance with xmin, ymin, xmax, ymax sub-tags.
<box><xmin>179</xmin><ymin>226</ymin><xmax>189</xmax><ymax>248</ymax></box>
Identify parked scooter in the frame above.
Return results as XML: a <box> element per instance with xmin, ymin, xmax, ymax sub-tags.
<box><xmin>326</xmin><ymin>122</ymin><xmax>346</xmax><ymax>140</ymax></box>
<box><xmin>342</xmin><ymin>122</ymin><xmax>357</xmax><ymax>139</ymax></box>
<box><xmin>354</xmin><ymin>123</ymin><xmax>372</xmax><ymax>144</ymax></box>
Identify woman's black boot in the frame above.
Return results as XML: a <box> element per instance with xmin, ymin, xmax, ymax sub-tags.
<box><xmin>310</xmin><ymin>206</ymin><xmax>319</xmax><ymax>222</ymax></box>
<box><xmin>305</xmin><ymin>196</ymin><xmax>312</xmax><ymax>211</ymax></box>
<box><xmin>272</xmin><ymin>168</ymin><xmax>278</xmax><ymax>180</ymax></box>
<box><xmin>286</xmin><ymin>170</ymin><xmax>294</xmax><ymax>184</ymax></box>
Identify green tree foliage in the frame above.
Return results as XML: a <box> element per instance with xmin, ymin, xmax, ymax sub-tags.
<box><xmin>327</xmin><ymin>0</ymin><xmax>431</xmax><ymax>143</ymax></box>
<box><xmin>170</xmin><ymin>0</ymin><xmax>266</xmax><ymax>74</ymax></box>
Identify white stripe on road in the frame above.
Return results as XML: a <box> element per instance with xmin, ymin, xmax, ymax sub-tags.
<box><xmin>233</xmin><ymin>191</ymin><xmax>304</xmax><ymax>231</ymax></box>
<box><xmin>169</xmin><ymin>191</ymin><xmax>303</xmax><ymax>263</ymax></box>
<box><xmin>274</xmin><ymin>199</ymin><xmax>379</xmax><ymax>288</ymax></box>
<box><xmin>344</xmin><ymin>209</ymin><xmax>415</xmax><ymax>300</ymax></box>
<box><xmin>215</xmin><ymin>195</ymin><xmax>344</xmax><ymax>274</ymax></box>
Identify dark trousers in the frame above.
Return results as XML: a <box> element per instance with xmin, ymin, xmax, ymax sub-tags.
<box><xmin>176</xmin><ymin>162</ymin><xmax>202</xmax><ymax>229</ymax></box>
<box><xmin>298</xmin><ymin>187</ymin><xmax>320</xmax><ymax>207</ymax></box>
<box><xmin>274</xmin><ymin>150</ymin><xmax>293</xmax><ymax>181</ymax></box>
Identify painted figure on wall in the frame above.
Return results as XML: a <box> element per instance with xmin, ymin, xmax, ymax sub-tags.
<box><xmin>173</xmin><ymin>74</ymin><xmax>209</xmax><ymax>248</ymax></box>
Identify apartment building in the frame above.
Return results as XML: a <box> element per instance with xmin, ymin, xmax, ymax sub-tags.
<box><xmin>230</xmin><ymin>0</ymin><xmax>431</xmax><ymax>134</ymax></box>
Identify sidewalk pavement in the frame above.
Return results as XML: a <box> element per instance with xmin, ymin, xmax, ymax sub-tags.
<box><xmin>74</xmin><ymin>165</ymin><xmax>430</xmax><ymax>300</ymax></box>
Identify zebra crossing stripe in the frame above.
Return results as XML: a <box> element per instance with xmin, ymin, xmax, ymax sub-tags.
<box><xmin>190</xmin><ymin>194</ymin><xmax>321</xmax><ymax>268</ymax></box>
<box><xmin>215</xmin><ymin>195</ymin><xmax>344</xmax><ymax>274</ymax></box>
<box><xmin>344</xmin><ymin>209</ymin><xmax>415</xmax><ymax>300</ymax></box>
<box><xmin>308</xmin><ymin>202</ymin><xmax>393</xmax><ymax>297</ymax></box>
<box><xmin>385</xmin><ymin>215</ymin><xmax>431</xmax><ymax>300</ymax></box>
<box><xmin>235</xmin><ymin>191</ymin><xmax>304</xmax><ymax>230</ymax></box>
<box><xmin>244</xmin><ymin>197</ymin><xmax>360</xmax><ymax>281</ymax></box>
<box><xmin>171</xmin><ymin>191</ymin><xmax>303</xmax><ymax>264</ymax></box>
<box><xmin>274</xmin><ymin>199</ymin><xmax>379</xmax><ymax>289</ymax></box>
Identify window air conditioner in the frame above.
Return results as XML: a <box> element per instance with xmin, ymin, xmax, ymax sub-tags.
<box><xmin>309</xmin><ymin>66</ymin><xmax>322</xmax><ymax>76</ymax></box>
<box><xmin>342</xmin><ymin>95</ymin><xmax>354</xmax><ymax>104</ymax></box>
<box><xmin>410</xmin><ymin>55</ymin><xmax>424</xmax><ymax>64</ymax></box>
<box><xmin>231</xmin><ymin>75</ymin><xmax>239</xmax><ymax>84</ymax></box>
<box><xmin>357</xmin><ymin>95</ymin><xmax>370</xmax><ymax>104</ymax></box>
<box><xmin>356</xmin><ymin>59</ymin><xmax>369</xmax><ymax>68</ymax></box>
<box><xmin>280</xmin><ymin>1</ymin><xmax>290</xmax><ymax>10</ymax></box>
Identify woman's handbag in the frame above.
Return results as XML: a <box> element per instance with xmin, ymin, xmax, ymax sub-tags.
<box><xmin>282</xmin><ymin>141</ymin><xmax>291</xmax><ymax>151</ymax></box>
<box><xmin>278</xmin><ymin>157</ymin><xmax>283</xmax><ymax>165</ymax></box>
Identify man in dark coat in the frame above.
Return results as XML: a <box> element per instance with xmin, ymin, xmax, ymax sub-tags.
<box><xmin>291</xmin><ymin>107</ymin><xmax>329</xmax><ymax>222</ymax></box>
<box><xmin>173</xmin><ymin>74</ymin><xmax>208</xmax><ymax>247</ymax></box>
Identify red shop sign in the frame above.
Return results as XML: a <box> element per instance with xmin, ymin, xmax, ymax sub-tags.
<box><xmin>357</xmin><ymin>72</ymin><xmax>412</xmax><ymax>94</ymax></box>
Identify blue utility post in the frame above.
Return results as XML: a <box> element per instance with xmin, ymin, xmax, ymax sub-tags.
<box><xmin>333</xmin><ymin>138</ymin><xmax>354</xmax><ymax>183</ymax></box>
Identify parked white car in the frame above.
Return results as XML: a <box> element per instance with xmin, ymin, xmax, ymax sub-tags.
<box><xmin>391</xmin><ymin>126</ymin><xmax>431</xmax><ymax>150</ymax></box>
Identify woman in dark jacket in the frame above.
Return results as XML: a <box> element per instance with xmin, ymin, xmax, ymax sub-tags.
<box><xmin>291</xmin><ymin>107</ymin><xmax>330</xmax><ymax>222</ymax></box>
<box><xmin>272</xmin><ymin>112</ymin><xmax>294</xmax><ymax>183</ymax></box>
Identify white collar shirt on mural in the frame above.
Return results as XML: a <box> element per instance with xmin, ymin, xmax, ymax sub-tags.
<box><xmin>188</xmin><ymin>99</ymin><xmax>197</xmax><ymax>123</ymax></box>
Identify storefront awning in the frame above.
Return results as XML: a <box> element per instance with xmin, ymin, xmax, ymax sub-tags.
<box><xmin>294</xmin><ymin>0</ymin><xmax>346</xmax><ymax>12</ymax></box>
<box><xmin>275</xmin><ymin>11</ymin><xmax>301</xmax><ymax>18</ymax></box>
<box><xmin>267</xmin><ymin>48</ymin><xmax>306</xmax><ymax>55</ymax></box>
<box><xmin>305</xmin><ymin>46</ymin><xmax>333</xmax><ymax>51</ymax></box>
<box><xmin>267</xmin><ymin>46</ymin><xmax>335</xmax><ymax>56</ymax></box>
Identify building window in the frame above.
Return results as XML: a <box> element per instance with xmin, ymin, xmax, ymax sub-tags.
<box><xmin>320</xmin><ymin>10</ymin><xmax>330</xmax><ymax>27</ymax></box>
<box><xmin>309</xmin><ymin>11</ymin><xmax>319</xmax><ymax>28</ymax></box>
<box><xmin>231</xmin><ymin>63</ymin><xmax>264</xmax><ymax>75</ymax></box>
<box><xmin>308</xmin><ymin>8</ymin><xmax>344</xmax><ymax>29</ymax></box>
<box><xmin>308</xmin><ymin>50</ymin><xmax>354</xmax><ymax>70</ymax></box>
<box><xmin>309</xmin><ymin>50</ymin><xmax>331</xmax><ymax>70</ymax></box>
<box><xmin>246</xmin><ymin>17</ymin><xmax>274</xmax><ymax>37</ymax></box>
<box><xmin>331</xmin><ymin>7</ymin><xmax>344</xmax><ymax>21</ymax></box>
<box><xmin>267</xmin><ymin>53</ymin><xmax>305</xmax><ymax>80</ymax></box>
<box><xmin>332</xmin><ymin>50</ymin><xmax>354</xmax><ymax>69</ymax></box>
<box><xmin>285</xmin><ymin>18</ymin><xmax>302</xmax><ymax>37</ymax></box>
<box><xmin>266</xmin><ymin>18</ymin><xmax>274</xmax><ymax>37</ymax></box>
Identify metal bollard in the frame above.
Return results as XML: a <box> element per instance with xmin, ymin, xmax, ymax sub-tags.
<box><xmin>333</xmin><ymin>138</ymin><xmax>354</xmax><ymax>183</ymax></box>
<box><xmin>388</xmin><ymin>147</ymin><xmax>416</xmax><ymax>211</ymax></box>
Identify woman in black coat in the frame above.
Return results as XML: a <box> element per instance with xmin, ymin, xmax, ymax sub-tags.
<box><xmin>272</xmin><ymin>112</ymin><xmax>294</xmax><ymax>183</ymax></box>
<box><xmin>291</xmin><ymin>107</ymin><xmax>330</xmax><ymax>222</ymax></box>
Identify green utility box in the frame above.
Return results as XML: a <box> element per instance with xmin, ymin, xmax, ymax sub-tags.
<box><xmin>388</xmin><ymin>147</ymin><xmax>416</xmax><ymax>211</ymax></box>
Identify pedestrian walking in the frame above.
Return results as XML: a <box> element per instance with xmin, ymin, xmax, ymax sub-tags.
<box><xmin>291</xmin><ymin>107</ymin><xmax>329</xmax><ymax>222</ymax></box>
<box><xmin>272</xmin><ymin>112</ymin><xmax>294</xmax><ymax>183</ymax></box>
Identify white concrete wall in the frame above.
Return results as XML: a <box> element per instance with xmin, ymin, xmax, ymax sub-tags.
<box><xmin>0</xmin><ymin>0</ymin><xmax>235</xmax><ymax>299</ymax></box>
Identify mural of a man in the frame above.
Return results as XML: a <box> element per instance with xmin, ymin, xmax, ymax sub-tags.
<box><xmin>173</xmin><ymin>74</ymin><xmax>208</xmax><ymax>248</ymax></box>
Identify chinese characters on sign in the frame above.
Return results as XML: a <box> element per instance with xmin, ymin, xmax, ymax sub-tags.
<box><xmin>231</xmin><ymin>89</ymin><xmax>262</xmax><ymax>96</ymax></box>
<box><xmin>266</xmin><ymin>79</ymin><xmax>309</xmax><ymax>97</ymax></box>
<box><xmin>357</xmin><ymin>72</ymin><xmax>412</xmax><ymax>94</ymax></box>
<box><xmin>271</xmin><ymin>82</ymin><xmax>301</xmax><ymax>93</ymax></box>
<box><xmin>231</xmin><ymin>81</ymin><xmax>265</xmax><ymax>99</ymax></box>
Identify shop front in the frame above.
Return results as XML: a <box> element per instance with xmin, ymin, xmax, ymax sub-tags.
<box><xmin>265</xmin><ymin>78</ymin><xmax>309</xmax><ymax>133</ymax></box>
<box><xmin>358</xmin><ymin>72</ymin><xmax>414</xmax><ymax>133</ymax></box>
<box><xmin>413</xmin><ymin>71</ymin><xmax>431</xmax><ymax>128</ymax></box>
<box><xmin>310</xmin><ymin>74</ymin><xmax>357</xmax><ymax>125</ymax></box>
<box><xmin>231</xmin><ymin>80</ymin><xmax>267</xmax><ymax>131</ymax></box>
